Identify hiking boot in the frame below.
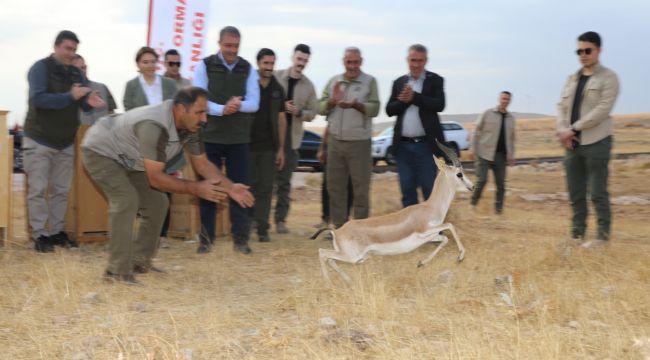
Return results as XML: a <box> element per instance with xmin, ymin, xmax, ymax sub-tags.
<box><xmin>50</xmin><ymin>231</ymin><xmax>78</xmax><ymax>248</ymax></box>
<box><xmin>276</xmin><ymin>222</ymin><xmax>290</xmax><ymax>234</ymax></box>
<box><xmin>312</xmin><ymin>220</ymin><xmax>328</xmax><ymax>229</ymax></box>
<box><xmin>133</xmin><ymin>264</ymin><xmax>166</xmax><ymax>274</ymax></box>
<box><xmin>103</xmin><ymin>270</ymin><xmax>141</xmax><ymax>286</ymax></box>
<box><xmin>197</xmin><ymin>242</ymin><xmax>212</xmax><ymax>254</ymax></box>
<box><xmin>234</xmin><ymin>243</ymin><xmax>252</xmax><ymax>254</ymax></box>
<box><xmin>197</xmin><ymin>233</ymin><xmax>213</xmax><ymax>254</ymax></box>
<box><xmin>34</xmin><ymin>235</ymin><xmax>54</xmax><ymax>253</ymax></box>
<box><xmin>258</xmin><ymin>233</ymin><xmax>271</xmax><ymax>242</ymax></box>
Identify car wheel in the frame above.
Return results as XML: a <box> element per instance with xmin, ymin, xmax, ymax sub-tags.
<box><xmin>385</xmin><ymin>146</ymin><xmax>396</xmax><ymax>165</ymax></box>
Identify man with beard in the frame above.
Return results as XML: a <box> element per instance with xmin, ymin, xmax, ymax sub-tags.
<box><xmin>273</xmin><ymin>44</ymin><xmax>318</xmax><ymax>234</ymax></box>
<box><xmin>248</xmin><ymin>48</ymin><xmax>287</xmax><ymax>242</ymax></box>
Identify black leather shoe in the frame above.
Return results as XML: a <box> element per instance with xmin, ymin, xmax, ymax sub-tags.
<box><xmin>133</xmin><ymin>264</ymin><xmax>166</xmax><ymax>274</ymax></box>
<box><xmin>197</xmin><ymin>243</ymin><xmax>212</xmax><ymax>253</ymax></box>
<box><xmin>34</xmin><ymin>235</ymin><xmax>55</xmax><ymax>253</ymax></box>
<box><xmin>258</xmin><ymin>233</ymin><xmax>271</xmax><ymax>242</ymax></box>
<box><xmin>234</xmin><ymin>243</ymin><xmax>252</xmax><ymax>254</ymax></box>
<box><xmin>197</xmin><ymin>231</ymin><xmax>213</xmax><ymax>253</ymax></box>
<box><xmin>50</xmin><ymin>231</ymin><xmax>78</xmax><ymax>248</ymax></box>
<box><xmin>103</xmin><ymin>271</ymin><xmax>140</xmax><ymax>285</ymax></box>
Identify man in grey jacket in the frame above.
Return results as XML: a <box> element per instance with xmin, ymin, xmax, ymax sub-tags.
<box><xmin>556</xmin><ymin>31</ymin><xmax>619</xmax><ymax>248</ymax></box>
<box><xmin>470</xmin><ymin>91</ymin><xmax>516</xmax><ymax>214</ymax></box>
<box><xmin>82</xmin><ymin>87</ymin><xmax>254</xmax><ymax>284</ymax></box>
<box><xmin>319</xmin><ymin>47</ymin><xmax>380</xmax><ymax>229</ymax></box>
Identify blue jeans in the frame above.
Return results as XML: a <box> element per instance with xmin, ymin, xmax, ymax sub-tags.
<box><xmin>395</xmin><ymin>140</ymin><xmax>437</xmax><ymax>207</ymax></box>
<box><xmin>199</xmin><ymin>142</ymin><xmax>250</xmax><ymax>243</ymax></box>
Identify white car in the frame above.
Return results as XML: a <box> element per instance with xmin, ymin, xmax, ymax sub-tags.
<box><xmin>371</xmin><ymin>121</ymin><xmax>470</xmax><ymax>165</ymax></box>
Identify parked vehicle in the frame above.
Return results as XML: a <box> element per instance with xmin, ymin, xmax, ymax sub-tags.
<box><xmin>371</xmin><ymin>121</ymin><xmax>470</xmax><ymax>165</ymax></box>
<box><xmin>298</xmin><ymin>129</ymin><xmax>323</xmax><ymax>171</ymax></box>
<box><xmin>9</xmin><ymin>126</ymin><xmax>23</xmax><ymax>173</ymax></box>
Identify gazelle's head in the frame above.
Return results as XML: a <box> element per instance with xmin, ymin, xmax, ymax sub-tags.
<box><xmin>435</xmin><ymin>140</ymin><xmax>474</xmax><ymax>192</ymax></box>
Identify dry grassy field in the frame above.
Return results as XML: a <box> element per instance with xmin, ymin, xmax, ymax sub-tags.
<box><xmin>1</xmin><ymin>114</ymin><xmax>650</xmax><ymax>359</ymax></box>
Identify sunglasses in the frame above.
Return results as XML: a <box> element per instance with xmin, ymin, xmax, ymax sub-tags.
<box><xmin>167</xmin><ymin>61</ymin><xmax>181</xmax><ymax>67</ymax></box>
<box><xmin>575</xmin><ymin>48</ymin><xmax>594</xmax><ymax>56</ymax></box>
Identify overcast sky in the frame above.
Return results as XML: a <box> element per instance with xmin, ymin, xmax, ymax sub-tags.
<box><xmin>1</xmin><ymin>0</ymin><xmax>648</xmax><ymax>127</ymax></box>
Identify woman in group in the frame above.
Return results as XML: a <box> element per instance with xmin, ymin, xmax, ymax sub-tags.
<box><xmin>123</xmin><ymin>46</ymin><xmax>181</xmax><ymax>244</ymax></box>
<box><xmin>123</xmin><ymin>46</ymin><xmax>177</xmax><ymax>110</ymax></box>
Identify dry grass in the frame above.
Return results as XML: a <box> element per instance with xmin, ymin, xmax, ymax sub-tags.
<box><xmin>1</xmin><ymin>116</ymin><xmax>650</xmax><ymax>359</ymax></box>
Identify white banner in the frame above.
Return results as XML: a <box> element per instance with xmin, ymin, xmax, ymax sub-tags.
<box><xmin>147</xmin><ymin>0</ymin><xmax>210</xmax><ymax>80</ymax></box>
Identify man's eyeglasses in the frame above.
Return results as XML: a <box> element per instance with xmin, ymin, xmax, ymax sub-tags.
<box><xmin>575</xmin><ymin>48</ymin><xmax>594</xmax><ymax>56</ymax></box>
<box><xmin>167</xmin><ymin>61</ymin><xmax>181</xmax><ymax>67</ymax></box>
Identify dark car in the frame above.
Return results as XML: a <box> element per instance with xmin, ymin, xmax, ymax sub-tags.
<box><xmin>298</xmin><ymin>129</ymin><xmax>323</xmax><ymax>171</ymax></box>
<box><xmin>9</xmin><ymin>126</ymin><xmax>23</xmax><ymax>173</ymax></box>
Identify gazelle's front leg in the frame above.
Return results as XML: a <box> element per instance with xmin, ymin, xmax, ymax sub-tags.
<box><xmin>441</xmin><ymin>222</ymin><xmax>465</xmax><ymax>261</ymax></box>
<box><xmin>417</xmin><ymin>231</ymin><xmax>449</xmax><ymax>267</ymax></box>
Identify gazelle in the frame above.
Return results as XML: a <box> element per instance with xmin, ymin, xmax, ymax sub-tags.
<box><xmin>312</xmin><ymin>141</ymin><xmax>474</xmax><ymax>283</ymax></box>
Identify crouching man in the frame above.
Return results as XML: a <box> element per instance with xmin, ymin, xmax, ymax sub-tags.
<box><xmin>81</xmin><ymin>87</ymin><xmax>254</xmax><ymax>284</ymax></box>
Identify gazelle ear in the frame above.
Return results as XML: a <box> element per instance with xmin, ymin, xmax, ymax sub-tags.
<box><xmin>434</xmin><ymin>156</ymin><xmax>446</xmax><ymax>170</ymax></box>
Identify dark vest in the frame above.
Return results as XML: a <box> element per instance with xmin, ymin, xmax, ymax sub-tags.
<box><xmin>203</xmin><ymin>54</ymin><xmax>253</xmax><ymax>144</ymax></box>
<box><xmin>24</xmin><ymin>56</ymin><xmax>84</xmax><ymax>148</ymax></box>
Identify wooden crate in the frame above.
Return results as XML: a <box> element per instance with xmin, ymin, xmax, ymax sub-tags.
<box><xmin>65</xmin><ymin>124</ymin><xmax>109</xmax><ymax>243</ymax></box>
<box><xmin>167</xmin><ymin>152</ymin><xmax>230</xmax><ymax>240</ymax></box>
<box><xmin>0</xmin><ymin>110</ymin><xmax>12</xmax><ymax>245</ymax></box>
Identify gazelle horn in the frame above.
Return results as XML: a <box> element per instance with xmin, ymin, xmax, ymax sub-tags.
<box><xmin>435</xmin><ymin>139</ymin><xmax>460</xmax><ymax>167</ymax></box>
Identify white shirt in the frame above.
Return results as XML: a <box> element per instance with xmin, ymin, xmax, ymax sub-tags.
<box><xmin>138</xmin><ymin>74</ymin><xmax>163</xmax><ymax>105</ymax></box>
<box><xmin>401</xmin><ymin>73</ymin><xmax>426</xmax><ymax>137</ymax></box>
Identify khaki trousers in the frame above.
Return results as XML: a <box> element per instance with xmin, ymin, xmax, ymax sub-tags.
<box><xmin>82</xmin><ymin>149</ymin><xmax>168</xmax><ymax>275</ymax></box>
<box><xmin>22</xmin><ymin>137</ymin><xmax>74</xmax><ymax>239</ymax></box>
<box><xmin>326</xmin><ymin>137</ymin><xmax>372</xmax><ymax>227</ymax></box>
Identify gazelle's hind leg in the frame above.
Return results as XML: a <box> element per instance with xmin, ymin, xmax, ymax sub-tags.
<box><xmin>319</xmin><ymin>248</ymin><xmax>360</xmax><ymax>284</ymax></box>
<box><xmin>417</xmin><ymin>232</ymin><xmax>449</xmax><ymax>267</ymax></box>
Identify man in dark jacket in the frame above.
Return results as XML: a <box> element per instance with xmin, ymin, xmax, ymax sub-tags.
<box><xmin>386</xmin><ymin>44</ymin><xmax>446</xmax><ymax>207</ymax></box>
<box><xmin>23</xmin><ymin>30</ymin><xmax>105</xmax><ymax>252</ymax></box>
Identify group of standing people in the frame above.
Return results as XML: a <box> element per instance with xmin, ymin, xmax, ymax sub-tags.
<box><xmin>21</xmin><ymin>27</ymin><xmax>618</xmax><ymax>284</ymax></box>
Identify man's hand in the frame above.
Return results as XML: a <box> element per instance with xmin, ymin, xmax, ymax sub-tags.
<box><xmin>328</xmin><ymin>81</ymin><xmax>345</xmax><ymax>109</ymax></box>
<box><xmin>275</xmin><ymin>149</ymin><xmax>285</xmax><ymax>170</ymax></box>
<box><xmin>316</xmin><ymin>146</ymin><xmax>326</xmax><ymax>164</ymax></box>
<box><xmin>397</xmin><ymin>83</ymin><xmax>414</xmax><ymax>103</ymax></box>
<box><xmin>557</xmin><ymin>128</ymin><xmax>578</xmax><ymax>150</ymax></box>
<box><xmin>338</xmin><ymin>98</ymin><xmax>364</xmax><ymax>112</ymax></box>
<box><xmin>227</xmin><ymin>183</ymin><xmax>255</xmax><ymax>208</ymax></box>
<box><xmin>86</xmin><ymin>91</ymin><xmax>107</xmax><ymax>109</ymax></box>
<box><xmin>224</xmin><ymin>96</ymin><xmax>242</xmax><ymax>115</ymax></box>
<box><xmin>285</xmin><ymin>100</ymin><xmax>300</xmax><ymax>116</ymax></box>
<box><xmin>71</xmin><ymin>83</ymin><xmax>91</xmax><ymax>100</ymax></box>
<box><xmin>195</xmin><ymin>179</ymin><xmax>228</xmax><ymax>203</ymax></box>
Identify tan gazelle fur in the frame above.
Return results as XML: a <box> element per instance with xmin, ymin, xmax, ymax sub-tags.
<box><xmin>312</xmin><ymin>141</ymin><xmax>474</xmax><ymax>284</ymax></box>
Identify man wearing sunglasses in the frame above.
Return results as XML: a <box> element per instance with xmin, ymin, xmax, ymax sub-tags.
<box><xmin>556</xmin><ymin>31</ymin><xmax>619</xmax><ymax>248</ymax></box>
<box><xmin>164</xmin><ymin>49</ymin><xmax>191</xmax><ymax>89</ymax></box>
